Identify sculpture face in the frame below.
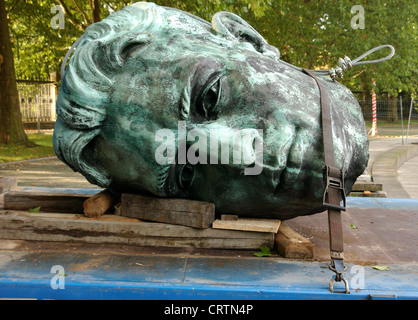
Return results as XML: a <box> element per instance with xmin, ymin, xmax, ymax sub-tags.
<box><xmin>53</xmin><ymin>2</ymin><xmax>369</xmax><ymax>219</ymax></box>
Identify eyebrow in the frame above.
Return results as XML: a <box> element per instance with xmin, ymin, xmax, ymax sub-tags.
<box><xmin>179</xmin><ymin>60</ymin><xmax>203</xmax><ymax>120</ymax></box>
<box><xmin>157</xmin><ymin>163</ymin><xmax>173</xmax><ymax>196</ymax></box>
<box><xmin>179</xmin><ymin>77</ymin><xmax>191</xmax><ymax>120</ymax></box>
<box><xmin>179</xmin><ymin>59</ymin><xmax>225</xmax><ymax>121</ymax></box>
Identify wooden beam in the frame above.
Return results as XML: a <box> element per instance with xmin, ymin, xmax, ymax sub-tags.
<box><xmin>83</xmin><ymin>190</ymin><xmax>118</xmax><ymax>218</ymax></box>
<box><xmin>212</xmin><ymin>218</ymin><xmax>281</xmax><ymax>233</ymax></box>
<box><xmin>0</xmin><ymin>210</ymin><xmax>274</xmax><ymax>249</ymax></box>
<box><xmin>274</xmin><ymin>223</ymin><xmax>315</xmax><ymax>259</ymax></box>
<box><xmin>120</xmin><ymin>193</ymin><xmax>215</xmax><ymax>229</ymax></box>
<box><xmin>221</xmin><ymin>214</ymin><xmax>239</xmax><ymax>221</ymax></box>
<box><xmin>4</xmin><ymin>191</ymin><xmax>89</xmax><ymax>213</ymax></box>
<box><xmin>352</xmin><ymin>182</ymin><xmax>383</xmax><ymax>192</ymax></box>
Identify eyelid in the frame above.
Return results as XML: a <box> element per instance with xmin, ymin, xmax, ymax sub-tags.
<box><xmin>198</xmin><ymin>73</ymin><xmax>224</xmax><ymax>119</ymax></box>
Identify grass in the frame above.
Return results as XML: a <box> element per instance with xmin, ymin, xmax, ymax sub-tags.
<box><xmin>365</xmin><ymin>119</ymin><xmax>418</xmax><ymax>127</ymax></box>
<box><xmin>0</xmin><ymin>134</ymin><xmax>55</xmax><ymax>164</ymax></box>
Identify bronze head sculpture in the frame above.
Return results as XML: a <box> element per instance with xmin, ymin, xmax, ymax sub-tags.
<box><xmin>53</xmin><ymin>2</ymin><xmax>370</xmax><ymax>220</ymax></box>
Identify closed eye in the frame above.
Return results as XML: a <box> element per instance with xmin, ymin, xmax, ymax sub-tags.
<box><xmin>120</xmin><ymin>42</ymin><xmax>147</xmax><ymax>61</ymax></box>
<box><xmin>196</xmin><ymin>75</ymin><xmax>223</xmax><ymax>120</ymax></box>
<box><xmin>177</xmin><ymin>163</ymin><xmax>195</xmax><ymax>192</ymax></box>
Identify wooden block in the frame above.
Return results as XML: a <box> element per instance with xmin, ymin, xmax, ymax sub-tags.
<box><xmin>349</xmin><ymin>191</ymin><xmax>387</xmax><ymax>198</ymax></box>
<box><xmin>0</xmin><ymin>210</ymin><xmax>274</xmax><ymax>249</ymax></box>
<box><xmin>356</xmin><ymin>174</ymin><xmax>372</xmax><ymax>182</ymax></box>
<box><xmin>221</xmin><ymin>214</ymin><xmax>239</xmax><ymax>221</ymax></box>
<box><xmin>1</xmin><ymin>210</ymin><xmax>140</xmax><ymax>222</ymax></box>
<box><xmin>4</xmin><ymin>191</ymin><xmax>89</xmax><ymax>213</ymax></box>
<box><xmin>274</xmin><ymin>223</ymin><xmax>315</xmax><ymax>259</ymax></box>
<box><xmin>120</xmin><ymin>193</ymin><xmax>215</xmax><ymax>229</ymax></box>
<box><xmin>83</xmin><ymin>190</ymin><xmax>118</xmax><ymax>218</ymax></box>
<box><xmin>212</xmin><ymin>218</ymin><xmax>281</xmax><ymax>233</ymax></box>
<box><xmin>0</xmin><ymin>177</ymin><xmax>17</xmax><ymax>194</ymax></box>
<box><xmin>352</xmin><ymin>182</ymin><xmax>383</xmax><ymax>192</ymax></box>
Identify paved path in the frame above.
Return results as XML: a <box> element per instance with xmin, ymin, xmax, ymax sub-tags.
<box><xmin>0</xmin><ymin>157</ymin><xmax>96</xmax><ymax>189</ymax></box>
<box><xmin>368</xmin><ymin>136</ymin><xmax>418</xmax><ymax>199</ymax></box>
<box><xmin>397</xmin><ymin>155</ymin><xmax>418</xmax><ymax>199</ymax></box>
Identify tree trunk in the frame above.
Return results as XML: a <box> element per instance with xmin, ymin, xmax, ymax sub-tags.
<box><xmin>361</xmin><ymin>75</ymin><xmax>371</xmax><ymax>118</ymax></box>
<box><xmin>90</xmin><ymin>0</ymin><xmax>101</xmax><ymax>23</ymax></box>
<box><xmin>0</xmin><ymin>0</ymin><xmax>27</xmax><ymax>145</ymax></box>
<box><xmin>386</xmin><ymin>94</ymin><xmax>398</xmax><ymax>123</ymax></box>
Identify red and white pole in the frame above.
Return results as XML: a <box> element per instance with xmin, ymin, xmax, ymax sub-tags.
<box><xmin>369</xmin><ymin>79</ymin><xmax>377</xmax><ymax>136</ymax></box>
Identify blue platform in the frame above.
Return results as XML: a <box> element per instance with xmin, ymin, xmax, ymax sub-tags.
<box><xmin>0</xmin><ymin>251</ymin><xmax>417</xmax><ymax>300</ymax></box>
<box><xmin>0</xmin><ymin>195</ymin><xmax>417</xmax><ymax>300</ymax></box>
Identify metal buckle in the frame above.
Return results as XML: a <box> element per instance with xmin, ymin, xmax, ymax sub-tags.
<box><xmin>329</xmin><ymin>275</ymin><xmax>350</xmax><ymax>294</ymax></box>
<box><xmin>323</xmin><ymin>165</ymin><xmax>347</xmax><ymax>211</ymax></box>
<box><xmin>329</xmin><ymin>258</ymin><xmax>350</xmax><ymax>294</ymax></box>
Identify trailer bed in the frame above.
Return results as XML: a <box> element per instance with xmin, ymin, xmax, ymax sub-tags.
<box><xmin>0</xmin><ymin>195</ymin><xmax>417</xmax><ymax>300</ymax></box>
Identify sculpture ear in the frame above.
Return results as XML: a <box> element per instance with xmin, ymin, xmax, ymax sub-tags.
<box><xmin>211</xmin><ymin>12</ymin><xmax>280</xmax><ymax>59</ymax></box>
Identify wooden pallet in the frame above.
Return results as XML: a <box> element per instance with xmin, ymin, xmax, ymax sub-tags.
<box><xmin>0</xmin><ymin>178</ymin><xmax>315</xmax><ymax>255</ymax></box>
<box><xmin>0</xmin><ymin>210</ymin><xmax>273</xmax><ymax>249</ymax></box>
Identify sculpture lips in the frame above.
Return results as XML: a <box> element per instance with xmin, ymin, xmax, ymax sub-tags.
<box><xmin>273</xmin><ymin>169</ymin><xmax>286</xmax><ymax>196</ymax></box>
<box><xmin>272</xmin><ymin>140</ymin><xmax>295</xmax><ymax>196</ymax></box>
<box><xmin>273</xmin><ymin>133</ymin><xmax>312</xmax><ymax>196</ymax></box>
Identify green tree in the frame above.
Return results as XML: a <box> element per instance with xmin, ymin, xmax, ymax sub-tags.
<box><xmin>7</xmin><ymin>0</ymin><xmax>418</xmax><ymax>102</ymax></box>
<box><xmin>0</xmin><ymin>0</ymin><xmax>27</xmax><ymax>144</ymax></box>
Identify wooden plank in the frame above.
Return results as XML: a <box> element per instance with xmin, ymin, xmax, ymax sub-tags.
<box><xmin>120</xmin><ymin>193</ymin><xmax>215</xmax><ymax>229</ymax></box>
<box><xmin>4</xmin><ymin>191</ymin><xmax>89</xmax><ymax>213</ymax></box>
<box><xmin>0</xmin><ymin>210</ymin><xmax>274</xmax><ymax>249</ymax></box>
<box><xmin>274</xmin><ymin>223</ymin><xmax>315</xmax><ymax>259</ymax></box>
<box><xmin>83</xmin><ymin>190</ymin><xmax>118</xmax><ymax>218</ymax></box>
<box><xmin>212</xmin><ymin>218</ymin><xmax>281</xmax><ymax>233</ymax></box>
<box><xmin>349</xmin><ymin>191</ymin><xmax>387</xmax><ymax>198</ymax></box>
<box><xmin>2</xmin><ymin>210</ymin><xmax>140</xmax><ymax>222</ymax></box>
<box><xmin>352</xmin><ymin>182</ymin><xmax>383</xmax><ymax>192</ymax></box>
<box><xmin>0</xmin><ymin>177</ymin><xmax>17</xmax><ymax>194</ymax></box>
<box><xmin>221</xmin><ymin>214</ymin><xmax>238</xmax><ymax>221</ymax></box>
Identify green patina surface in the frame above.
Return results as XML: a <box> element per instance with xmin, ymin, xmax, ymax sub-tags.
<box><xmin>53</xmin><ymin>2</ymin><xmax>369</xmax><ymax>219</ymax></box>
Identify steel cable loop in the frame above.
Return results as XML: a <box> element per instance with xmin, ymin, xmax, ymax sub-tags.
<box><xmin>351</xmin><ymin>44</ymin><xmax>395</xmax><ymax>66</ymax></box>
<box><xmin>322</xmin><ymin>44</ymin><xmax>395</xmax><ymax>80</ymax></box>
<box><xmin>280</xmin><ymin>44</ymin><xmax>395</xmax><ymax>80</ymax></box>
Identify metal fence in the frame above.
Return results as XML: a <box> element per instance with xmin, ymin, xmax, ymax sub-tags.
<box><xmin>17</xmin><ymin>80</ymin><xmax>57</xmax><ymax>123</ymax></box>
<box><xmin>358</xmin><ymin>97</ymin><xmax>418</xmax><ymax>137</ymax></box>
<box><xmin>15</xmin><ymin>82</ymin><xmax>417</xmax><ymax>137</ymax></box>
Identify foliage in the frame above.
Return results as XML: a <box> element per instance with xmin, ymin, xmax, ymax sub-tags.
<box><xmin>253</xmin><ymin>246</ymin><xmax>272</xmax><ymax>257</ymax></box>
<box><xmin>29</xmin><ymin>205</ymin><xmax>41</xmax><ymax>213</ymax></box>
<box><xmin>6</xmin><ymin>0</ymin><xmax>417</xmax><ymax>96</ymax></box>
<box><xmin>372</xmin><ymin>265</ymin><xmax>390</xmax><ymax>271</ymax></box>
<box><xmin>0</xmin><ymin>133</ymin><xmax>54</xmax><ymax>163</ymax></box>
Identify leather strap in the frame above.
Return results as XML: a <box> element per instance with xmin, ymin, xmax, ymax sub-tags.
<box><xmin>302</xmin><ymin>69</ymin><xmax>348</xmax><ymax>293</ymax></box>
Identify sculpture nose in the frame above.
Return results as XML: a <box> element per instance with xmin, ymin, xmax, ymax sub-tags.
<box><xmin>183</xmin><ymin>125</ymin><xmax>263</xmax><ymax>175</ymax></box>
